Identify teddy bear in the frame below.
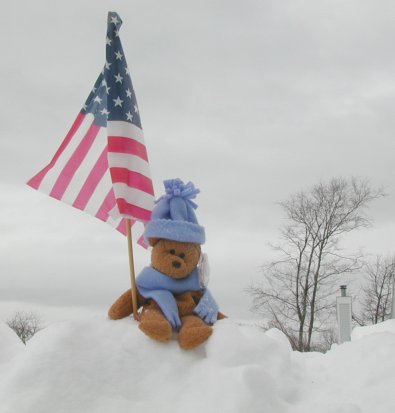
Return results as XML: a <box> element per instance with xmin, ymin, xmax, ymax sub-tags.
<box><xmin>108</xmin><ymin>179</ymin><xmax>223</xmax><ymax>350</ymax></box>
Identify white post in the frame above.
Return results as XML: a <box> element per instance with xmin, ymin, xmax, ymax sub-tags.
<box><xmin>391</xmin><ymin>276</ymin><xmax>395</xmax><ymax>319</ymax></box>
<box><xmin>336</xmin><ymin>285</ymin><xmax>352</xmax><ymax>344</ymax></box>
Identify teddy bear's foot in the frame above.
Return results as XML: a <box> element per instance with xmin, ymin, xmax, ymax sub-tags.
<box><xmin>178</xmin><ymin>315</ymin><xmax>213</xmax><ymax>350</ymax></box>
<box><xmin>139</xmin><ymin>304</ymin><xmax>172</xmax><ymax>342</ymax></box>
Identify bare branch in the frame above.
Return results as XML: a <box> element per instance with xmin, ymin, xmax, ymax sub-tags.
<box><xmin>247</xmin><ymin>177</ymin><xmax>383</xmax><ymax>351</ymax></box>
<box><xmin>7</xmin><ymin>311</ymin><xmax>43</xmax><ymax>344</ymax></box>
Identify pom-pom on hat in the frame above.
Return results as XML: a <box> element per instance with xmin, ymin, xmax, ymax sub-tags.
<box><xmin>144</xmin><ymin>179</ymin><xmax>205</xmax><ymax>245</ymax></box>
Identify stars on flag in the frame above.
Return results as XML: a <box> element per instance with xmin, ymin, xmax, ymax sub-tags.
<box><xmin>100</xmin><ymin>108</ymin><xmax>110</xmax><ymax>117</ymax></box>
<box><xmin>113</xmin><ymin>96</ymin><xmax>123</xmax><ymax>107</ymax></box>
<box><xmin>82</xmin><ymin>11</ymin><xmax>142</xmax><ymax>128</ymax></box>
<box><xmin>114</xmin><ymin>73</ymin><xmax>123</xmax><ymax>83</ymax></box>
<box><xmin>110</xmin><ymin>15</ymin><xmax>120</xmax><ymax>25</ymax></box>
<box><xmin>28</xmin><ymin>12</ymin><xmax>154</xmax><ymax>250</ymax></box>
<box><xmin>101</xmin><ymin>79</ymin><xmax>111</xmax><ymax>94</ymax></box>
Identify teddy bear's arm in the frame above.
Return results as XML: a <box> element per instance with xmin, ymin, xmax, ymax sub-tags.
<box><xmin>108</xmin><ymin>289</ymin><xmax>146</xmax><ymax>320</ymax></box>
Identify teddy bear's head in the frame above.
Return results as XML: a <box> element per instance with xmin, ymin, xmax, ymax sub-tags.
<box><xmin>150</xmin><ymin>238</ymin><xmax>201</xmax><ymax>279</ymax></box>
<box><xmin>144</xmin><ymin>179</ymin><xmax>205</xmax><ymax>279</ymax></box>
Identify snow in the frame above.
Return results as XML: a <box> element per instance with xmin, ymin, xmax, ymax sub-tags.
<box><xmin>0</xmin><ymin>317</ymin><xmax>394</xmax><ymax>413</ymax></box>
<box><xmin>0</xmin><ymin>323</ymin><xmax>23</xmax><ymax>364</ymax></box>
<box><xmin>351</xmin><ymin>319</ymin><xmax>395</xmax><ymax>341</ymax></box>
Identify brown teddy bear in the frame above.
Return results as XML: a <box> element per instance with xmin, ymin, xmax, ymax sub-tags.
<box><xmin>108</xmin><ymin>179</ymin><xmax>223</xmax><ymax>349</ymax></box>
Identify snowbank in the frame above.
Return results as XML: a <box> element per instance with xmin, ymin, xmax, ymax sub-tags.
<box><xmin>292</xmin><ymin>328</ymin><xmax>395</xmax><ymax>413</ymax></box>
<box><xmin>0</xmin><ymin>317</ymin><xmax>394</xmax><ymax>413</ymax></box>
<box><xmin>351</xmin><ymin>319</ymin><xmax>395</xmax><ymax>341</ymax></box>
<box><xmin>0</xmin><ymin>322</ymin><xmax>23</xmax><ymax>364</ymax></box>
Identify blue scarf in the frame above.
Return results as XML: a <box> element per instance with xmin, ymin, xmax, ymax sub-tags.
<box><xmin>136</xmin><ymin>266</ymin><xmax>218</xmax><ymax>330</ymax></box>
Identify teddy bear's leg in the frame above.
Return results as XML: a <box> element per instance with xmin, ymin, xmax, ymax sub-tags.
<box><xmin>178</xmin><ymin>315</ymin><xmax>213</xmax><ymax>350</ymax></box>
<box><xmin>139</xmin><ymin>301</ymin><xmax>172</xmax><ymax>343</ymax></box>
<box><xmin>108</xmin><ymin>289</ymin><xmax>145</xmax><ymax>320</ymax></box>
<box><xmin>108</xmin><ymin>289</ymin><xmax>133</xmax><ymax>320</ymax></box>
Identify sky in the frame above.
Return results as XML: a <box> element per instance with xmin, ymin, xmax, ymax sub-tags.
<box><xmin>1</xmin><ymin>0</ymin><xmax>395</xmax><ymax>324</ymax></box>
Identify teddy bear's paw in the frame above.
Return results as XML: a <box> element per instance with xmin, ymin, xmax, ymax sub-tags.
<box><xmin>178</xmin><ymin>315</ymin><xmax>213</xmax><ymax>350</ymax></box>
<box><xmin>139</xmin><ymin>316</ymin><xmax>172</xmax><ymax>342</ymax></box>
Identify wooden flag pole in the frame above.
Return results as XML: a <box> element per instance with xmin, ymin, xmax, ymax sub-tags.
<box><xmin>126</xmin><ymin>218</ymin><xmax>140</xmax><ymax>321</ymax></box>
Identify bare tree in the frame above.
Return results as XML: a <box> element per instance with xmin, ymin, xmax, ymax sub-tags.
<box><xmin>248</xmin><ymin>177</ymin><xmax>383</xmax><ymax>351</ymax></box>
<box><xmin>357</xmin><ymin>255</ymin><xmax>394</xmax><ymax>324</ymax></box>
<box><xmin>7</xmin><ymin>311</ymin><xmax>43</xmax><ymax>344</ymax></box>
<box><xmin>310</xmin><ymin>326</ymin><xmax>338</xmax><ymax>353</ymax></box>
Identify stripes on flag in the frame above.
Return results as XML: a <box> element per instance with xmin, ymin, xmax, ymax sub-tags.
<box><xmin>105</xmin><ymin>14</ymin><xmax>155</xmax><ymax>221</ymax></box>
<box><xmin>27</xmin><ymin>12</ymin><xmax>154</xmax><ymax>247</ymax></box>
<box><xmin>27</xmin><ymin>113</ymin><xmax>128</xmax><ymax>236</ymax></box>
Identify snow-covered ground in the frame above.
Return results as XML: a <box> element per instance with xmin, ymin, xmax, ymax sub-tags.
<box><xmin>0</xmin><ymin>317</ymin><xmax>394</xmax><ymax>413</ymax></box>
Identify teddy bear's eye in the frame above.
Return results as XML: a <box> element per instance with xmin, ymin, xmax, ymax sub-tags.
<box><xmin>169</xmin><ymin>249</ymin><xmax>176</xmax><ymax>255</ymax></box>
<box><xmin>179</xmin><ymin>253</ymin><xmax>185</xmax><ymax>259</ymax></box>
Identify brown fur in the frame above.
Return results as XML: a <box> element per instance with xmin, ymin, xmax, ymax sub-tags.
<box><xmin>151</xmin><ymin>239</ymin><xmax>201</xmax><ymax>279</ymax></box>
<box><xmin>108</xmin><ymin>240</ymin><xmax>224</xmax><ymax>349</ymax></box>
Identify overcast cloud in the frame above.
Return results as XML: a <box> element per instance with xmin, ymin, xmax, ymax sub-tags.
<box><xmin>1</xmin><ymin>0</ymin><xmax>395</xmax><ymax>323</ymax></box>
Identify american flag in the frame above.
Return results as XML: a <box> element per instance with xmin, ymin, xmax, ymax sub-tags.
<box><xmin>27</xmin><ymin>12</ymin><xmax>154</xmax><ymax>245</ymax></box>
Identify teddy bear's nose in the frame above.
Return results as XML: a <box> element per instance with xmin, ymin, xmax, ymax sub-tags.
<box><xmin>172</xmin><ymin>260</ymin><xmax>181</xmax><ymax>269</ymax></box>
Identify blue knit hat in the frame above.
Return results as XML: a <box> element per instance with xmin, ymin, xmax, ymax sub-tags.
<box><xmin>144</xmin><ymin>179</ymin><xmax>205</xmax><ymax>244</ymax></box>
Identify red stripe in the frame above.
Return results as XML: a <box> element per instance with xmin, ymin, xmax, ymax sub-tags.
<box><xmin>73</xmin><ymin>148</ymin><xmax>108</xmax><ymax>210</ymax></box>
<box><xmin>50</xmin><ymin>123</ymin><xmax>101</xmax><ymax>200</ymax></box>
<box><xmin>95</xmin><ymin>189</ymin><xmax>116</xmax><ymax>221</ymax></box>
<box><xmin>109</xmin><ymin>168</ymin><xmax>154</xmax><ymax>195</ymax></box>
<box><xmin>116</xmin><ymin>219</ymin><xmax>127</xmax><ymax>235</ymax></box>
<box><xmin>115</xmin><ymin>220</ymin><xmax>149</xmax><ymax>249</ymax></box>
<box><xmin>116</xmin><ymin>218</ymin><xmax>136</xmax><ymax>236</ymax></box>
<box><xmin>137</xmin><ymin>235</ymin><xmax>149</xmax><ymax>249</ymax></box>
<box><xmin>116</xmin><ymin>198</ymin><xmax>152</xmax><ymax>222</ymax></box>
<box><xmin>108</xmin><ymin>136</ymin><xmax>148</xmax><ymax>161</ymax></box>
<box><xmin>27</xmin><ymin>112</ymin><xmax>86</xmax><ymax>189</ymax></box>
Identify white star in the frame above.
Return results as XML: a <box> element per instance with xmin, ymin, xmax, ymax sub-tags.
<box><xmin>94</xmin><ymin>96</ymin><xmax>102</xmax><ymax>104</ymax></box>
<box><xmin>101</xmin><ymin>79</ymin><xmax>107</xmax><ymax>87</ymax></box>
<box><xmin>100</xmin><ymin>108</ymin><xmax>110</xmax><ymax>116</ymax></box>
<box><xmin>114</xmin><ymin>73</ymin><xmax>123</xmax><ymax>83</ymax></box>
<box><xmin>110</xmin><ymin>15</ymin><xmax>119</xmax><ymax>25</ymax></box>
<box><xmin>115</xmin><ymin>51</ymin><xmax>123</xmax><ymax>60</ymax></box>
<box><xmin>115</xmin><ymin>29</ymin><xmax>120</xmax><ymax>37</ymax></box>
<box><xmin>125</xmin><ymin>67</ymin><xmax>130</xmax><ymax>75</ymax></box>
<box><xmin>105</xmin><ymin>86</ymin><xmax>111</xmax><ymax>94</ymax></box>
<box><xmin>126</xmin><ymin>111</ymin><xmax>133</xmax><ymax>121</ymax></box>
<box><xmin>113</xmin><ymin>96</ymin><xmax>123</xmax><ymax>107</ymax></box>
<box><xmin>105</xmin><ymin>60</ymin><xmax>112</xmax><ymax>70</ymax></box>
<box><xmin>126</xmin><ymin>89</ymin><xmax>132</xmax><ymax>98</ymax></box>
<box><xmin>134</xmin><ymin>104</ymin><xmax>139</xmax><ymax>114</ymax></box>
<box><xmin>106</xmin><ymin>37</ymin><xmax>112</xmax><ymax>46</ymax></box>
<box><xmin>91</xmin><ymin>87</ymin><xmax>96</xmax><ymax>94</ymax></box>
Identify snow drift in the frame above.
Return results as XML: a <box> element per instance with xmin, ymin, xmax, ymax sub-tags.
<box><xmin>0</xmin><ymin>317</ymin><xmax>394</xmax><ymax>413</ymax></box>
<box><xmin>0</xmin><ymin>322</ymin><xmax>23</xmax><ymax>364</ymax></box>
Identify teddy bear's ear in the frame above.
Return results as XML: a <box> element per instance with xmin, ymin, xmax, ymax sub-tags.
<box><xmin>148</xmin><ymin>238</ymin><xmax>161</xmax><ymax>247</ymax></box>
